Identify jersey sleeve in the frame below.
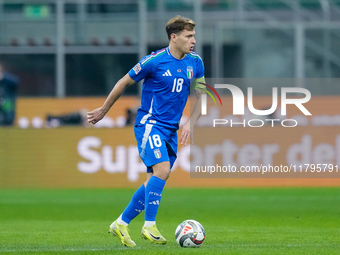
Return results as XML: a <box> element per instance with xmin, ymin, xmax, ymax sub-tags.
<box><xmin>128</xmin><ymin>55</ymin><xmax>154</xmax><ymax>83</ymax></box>
<box><xmin>196</xmin><ymin>57</ymin><xmax>205</xmax><ymax>79</ymax></box>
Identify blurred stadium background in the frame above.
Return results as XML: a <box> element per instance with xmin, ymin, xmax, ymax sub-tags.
<box><xmin>1</xmin><ymin>0</ymin><xmax>340</xmax><ymax>189</ymax></box>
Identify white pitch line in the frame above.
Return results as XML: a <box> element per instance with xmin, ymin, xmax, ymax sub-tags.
<box><xmin>0</xmin><ymin>247</ymin><xmax>139</xmax><ymax>253</ymax></box>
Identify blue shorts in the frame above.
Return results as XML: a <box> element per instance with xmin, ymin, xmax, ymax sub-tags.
<box><xmin>134</xmin><ymin>123</ymin><xmax>178</xmax><ymax>173</ymax></box>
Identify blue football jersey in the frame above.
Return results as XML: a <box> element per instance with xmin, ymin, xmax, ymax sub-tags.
<box><xmin>128</xmin><ymin>47</ymin><xmax>204</xmax><ymax>130</ymax></box>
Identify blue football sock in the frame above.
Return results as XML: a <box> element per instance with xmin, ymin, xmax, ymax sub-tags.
<box><xmin>145</xmin><ymin>176</ymin><xmax>166</xmax><ymax>221</ymax></box>
<box><xmin>121</xmin><ymin>184</ymin><xmax>145</xmax><ymax>224</ymax></box>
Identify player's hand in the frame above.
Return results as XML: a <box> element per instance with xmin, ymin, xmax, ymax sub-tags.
<box><xmin>87</xmin><ymin>107</ymin><xmax>106</xmax><ymax>125</ymax></box>
<box><xmin>179</xmin><ymin>121</ymin><xmax>191</xmax><ymax>145</ymax></box>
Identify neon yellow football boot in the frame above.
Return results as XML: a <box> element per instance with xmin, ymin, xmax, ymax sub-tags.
<box><xmin>141</xmin><ymin>224</ymin><xmax>167</xmax><ymax>244</ymax></box>
<box><xmin>109</xmin><ymin>221</ymin><xmax>136</xmax><ymax>247</ymax></box>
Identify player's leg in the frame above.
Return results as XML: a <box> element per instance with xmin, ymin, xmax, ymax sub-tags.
<box><xmin>145</xmin><ymin>161</ymin><xmax>170</xmax><ymax>223</ymax></box>
<box><xmin>114</xmin><ymin>169</ymin><xmax>156</xmax><ymax>225</ymax></box>
<box><xmin>109</xmin><ymin>185</ymin><xmax>145</xmax><ymax>248</ymax></box>
<box><xmin>118</xmin><ymin>184</ymin><xmax>146</xmax><ymax>224</ymax></box>
<box><xmin>108</xmin><ymin>125</ymin><xmax>154</xmax><ymax>247</ymax></box>
<box><xmin>109</xmin><ymin>172</ymin><xmax>154</xmax><ymax>247</ymax></box>
<box><xmin>134</xmin><ymin>124</ymin><xmax>174</xmax><ymax>244</ymax></box>
<box><xmin>141</xmin><ymin>129</ymin><xmax>179</xmax><ymax>244</ymax></box>
<box><xmin>141</xmin><ymin>161</ymin><xmax>170</xmax><ymax>244</ymax></box>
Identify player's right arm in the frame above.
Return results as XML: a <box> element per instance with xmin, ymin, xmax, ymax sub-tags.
<box><xmin>87</xmin><ymin>73</ymin><xmax>135</xmax><ymax>125</ymax></box>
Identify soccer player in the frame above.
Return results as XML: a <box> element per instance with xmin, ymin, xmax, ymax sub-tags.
<box><xmin>87</xmin><ymin>15</ymin><xmax>205</xmax><ymax>247</ymax></box>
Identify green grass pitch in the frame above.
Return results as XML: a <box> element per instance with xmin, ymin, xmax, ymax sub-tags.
<box><xmin>1</xmin><ymin>187</ymin><xmax>340</xmax><ymax>254</ymax></box>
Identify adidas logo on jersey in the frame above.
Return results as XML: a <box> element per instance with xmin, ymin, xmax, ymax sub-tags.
<box><xmin>162</xmin><ymin>70</ymin><xmax>172</xmax><ymax>76</ymax></box>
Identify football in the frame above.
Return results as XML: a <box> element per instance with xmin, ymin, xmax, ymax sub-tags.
<box><xmin>175</xmin><ymin>219</ymin><xmax>205</xmax><ymax>247</ymax></box>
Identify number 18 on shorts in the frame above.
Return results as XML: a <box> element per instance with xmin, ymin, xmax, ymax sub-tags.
<box><xmin>134</xmin><ymin>123</ymin><xmax>178</xmax><ymax>172</ymax></box>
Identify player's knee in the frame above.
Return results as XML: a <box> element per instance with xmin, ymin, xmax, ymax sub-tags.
<box><xmin>155</xmin><ymin>169</ymin><xmax>170</xmax><ymax>181</ymax></box>
<box><xmin>152</xmin><ymin>162</ymin><xmax>171</xmax><ymax>181</ymax></box>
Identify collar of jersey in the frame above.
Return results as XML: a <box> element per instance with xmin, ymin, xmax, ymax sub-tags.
<box><xmin>166</xmin><ymin>47</ymin><xmax>189</xmax><ymax>61</ymax></box>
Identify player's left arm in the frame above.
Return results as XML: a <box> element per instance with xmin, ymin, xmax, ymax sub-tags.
<box><xmin>179</xmin><ymin>76</ymin><xmax>206</xmax><ymax>145</ymax></box>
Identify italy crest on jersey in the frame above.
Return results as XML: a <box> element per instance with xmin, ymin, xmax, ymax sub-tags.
<box><xmin>154</xmin><ymin>149</ymin><xmax>161</xmax><ymax>159</ymax></box>
<box><xmin>187</xmin><ymin>66</ymin><xmax>193</xmax><ymax>79</ymax></box>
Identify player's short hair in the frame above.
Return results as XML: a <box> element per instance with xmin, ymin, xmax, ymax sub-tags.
<box><xmin>166</xmin><ymin>15</ymin><xmax>196</xmax><ymax>40</ymax></box>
